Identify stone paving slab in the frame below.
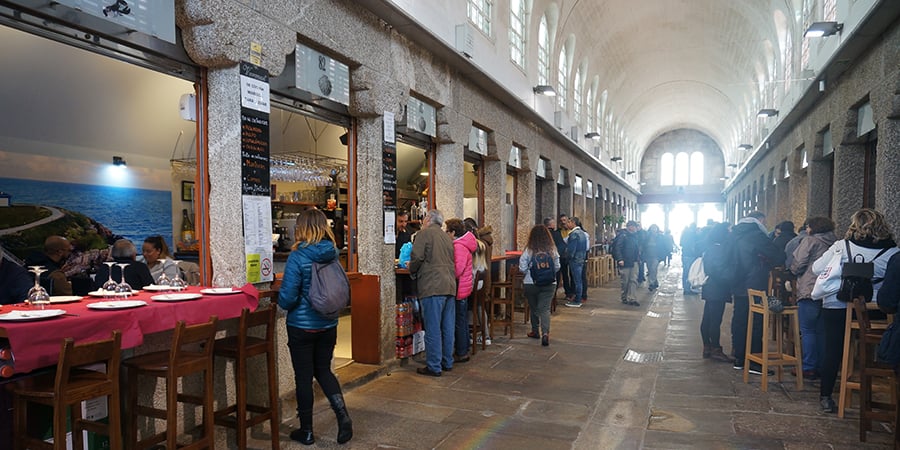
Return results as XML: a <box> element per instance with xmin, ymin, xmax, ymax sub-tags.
<box><xmin>235</xmin><ymin>263</ymin><xmax>898</xmax><ymax>449</ymax></box>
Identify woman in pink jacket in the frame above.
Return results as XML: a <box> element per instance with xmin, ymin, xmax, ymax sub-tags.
<box><xmin>446</xmin><ymin>218</ymin><xmax>477</xmax><ymax>362</ymax></box>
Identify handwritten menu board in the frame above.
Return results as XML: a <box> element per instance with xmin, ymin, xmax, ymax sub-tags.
<box><xmin>240</xmin><ymin>61</ymin><xmax>270</xmax><ymax>197</ymax></box>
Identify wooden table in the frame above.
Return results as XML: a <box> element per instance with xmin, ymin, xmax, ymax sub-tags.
<box><xmin>0</xmin><ymin>285</ymin><xmax>259</xmax><ymax>375</ymax></box>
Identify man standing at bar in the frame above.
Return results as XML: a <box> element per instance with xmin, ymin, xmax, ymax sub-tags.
<box><xmin>408</xmin><ymin>209</ymin><xmax>457</xmax><ymax>377</ymax></box>
<box><xmin>557</xmin><ymin>214</ymin><xmax>574</xmax><ymax>302</ymax></box>
<box><xmin>395</xmin><ymin>210</ymin><xmax>412</xmax><ymax>258</ymax></box>
<box><xmin>564</xmin><ymin>217</ymin><xmax>588</xmax><ymax>308</ymax></box>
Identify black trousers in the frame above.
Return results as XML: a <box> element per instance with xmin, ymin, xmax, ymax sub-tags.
<box><xmin>287</xmin><ymin>326</ymin><xmax>343</xmax><ymax>415</ymax></box>
<box><xmin>819</xmin><ymin>308</ymin><xmax>846</xmax><ymax>397</ymax></box>
<box><xmin>700</xmin><ymin>299</ymin><xmax>727</xmax><ymax>348</ymax></box>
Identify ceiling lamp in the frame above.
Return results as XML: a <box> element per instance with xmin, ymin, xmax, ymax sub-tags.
<box><xmin>804</xmin><ymin>21</ymin><xmax>843</xmax><ymax>38</ymax></box>
<box><xmin>112</xmin><ymin>156</ymin><xmax>127</xmax><ymax>167</ymax></box>
<box><xmin>584</xmin><ymin>131</ymin><xmax>600</xmax><ymax>139</ymax></box>
<box><xmin>719</xmin><ymin>176</ymin><xmax>729</xmax><ymax>181</ymax></box>
<box><xmin>419</xmin><ymin>152</ymin><xmax>429</xmax><ymax>176</ymax></box>
<box><xmin>727</xmin><ymin>163</ymin><xmax>738</xmax><ymax>168</ymax></box>
<box><xmin>757</xmin><ymin>109</ymin><xmax>779</xmax><ymax>118</ymax></box>
<box><xmin>610</xmin><ymin>156</ymin><xmax>622</xmax><ymax>162</ymax></box>
<box><xmin>532</xmin><ymin>85</ymin><xmax>557</xmax><ymax>96</ymax></box>
<box><xmin>738</xmin><ymin>144</ymin><xmax>753</xmax><ymax>151</ymax></box>
<box><xmin>626</xmin><ymin>170</ymin><xmax>635</xmax><ymax>175</ymax></box>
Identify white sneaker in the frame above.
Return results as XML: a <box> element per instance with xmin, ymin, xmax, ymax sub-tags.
<box><xmin>485</xmin><ymin>338</ymin><xmax>492</xmax><ymax>346</ymax></box>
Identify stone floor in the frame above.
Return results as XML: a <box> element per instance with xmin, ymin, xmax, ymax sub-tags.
<box><xmin>232</xmin><ymin>262</ymin><xmax>896</xmax><ymax>449</ymax></box>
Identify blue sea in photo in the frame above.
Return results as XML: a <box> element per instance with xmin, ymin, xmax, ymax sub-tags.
<box><xmin>0</xmin><ymin>177</ymin><xmax>173</xmax><ymax>249</ymax></box>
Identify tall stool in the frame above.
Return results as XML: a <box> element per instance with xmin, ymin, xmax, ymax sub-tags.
<box><xmin>11</xmin><ymin>331</ymin><xmax>122</xmax><ymax>450</ymax></box>
<box><xmin>490</xmin><ymin>265</ymin><xmax>522</xmax><ymax>339</ymax></box>
<box><xmin>837</xmin><ymin>300</ymin><xmax>892</xmax><ymax>418</ymax></box>
<box><xmin>743</xmin><ymin>289</ymin><xmax>803</xmax><ymax>392</ymax></box>
<box><xmin>213</xmin><ymin>306</ymin><xmax>279</xmax><ymax>450</ymax></box>
<box><xmin>850</xmin><ymin>296</ymin><xmax>897</xmax><ymax>442</ymax></box>
<box><xmin>124</xmin><ymin>316</ymin><xmax>218</xmax><ymax>450</ymax></box>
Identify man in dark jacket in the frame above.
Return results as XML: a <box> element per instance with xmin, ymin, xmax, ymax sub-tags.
<box><xmin>730</xmin><ymin>211</ymin><xmax>785</xmax><ymax>374</ymax></box>
<box><xmin>0</xmin><ymin>245</ymin><xmax>32</xmax><ymax>304</ymax></box>
<box><xmin>612</xmin><ymin>220</ymin><xmax>641</xmax><ymax>307</ymax></box>
<box><xmin>24</xmin><ymin>235</ymin><xmax>73</xmax><ymax>295</ymax></box>
<box><xmin>680</xmin><ymin>224</ymin><xmax>700</xmax><ymax>295</ymax></box>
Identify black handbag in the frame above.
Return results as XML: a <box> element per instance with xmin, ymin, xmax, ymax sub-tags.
<box><xmin>767</xmin><ymin>295</ymin><xmax>784</xmax><ymax>313</ymax></box>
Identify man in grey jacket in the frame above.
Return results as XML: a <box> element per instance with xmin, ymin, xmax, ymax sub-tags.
<box><xmin>408</xmin><ymin>209</ymin><xmax>457</xmax><ymax>376</ymax></box>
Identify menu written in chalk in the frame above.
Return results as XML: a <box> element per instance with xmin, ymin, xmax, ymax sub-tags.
<box><xmin>382</xmin><ymin>112</ymin><xmax>397</xmax><ymax>209</ymax></box>
<box><xmin>240</xmin><ymin>62</ymin><xmax>271</xmax><ymax>197</ymax></box>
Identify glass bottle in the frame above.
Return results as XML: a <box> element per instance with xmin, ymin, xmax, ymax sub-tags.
<box><xmin>181</xmin><ymin>209</ymin><xmax>195</xmax><ymax>243</ymax></box>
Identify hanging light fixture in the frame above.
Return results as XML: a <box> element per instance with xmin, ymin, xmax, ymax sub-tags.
<box><xmin>419</xmin><ymin>152</ymin><xmax>429</xmax><ymax>176</ymax></box>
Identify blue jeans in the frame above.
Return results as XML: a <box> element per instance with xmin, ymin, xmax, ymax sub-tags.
<box><xmin>421</xmin><ymin>295</ymin><xmax>455</xmax><ymax>373</ymax></box>
<box><xmin>797</xmin><ymin>298</ymin><xmax>822</xmax><ymax>372</ymax></box>
<box><xmin>569</xmin><ymin>260</ymin><xmax>585</xmax><ymax>303</ymax></box>
<box><xmin>454</xmin><ymin>297</ymin><xmax>469</xmax><ymax>357</ymax></box>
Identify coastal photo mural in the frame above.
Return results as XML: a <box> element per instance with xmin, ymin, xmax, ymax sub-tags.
<box><xmin>0</xmin><ymin>150</ymin><xmax>173</xmax><ymax>278</ymax></box>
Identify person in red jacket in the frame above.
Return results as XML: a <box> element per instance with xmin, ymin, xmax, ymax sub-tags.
<box><xmin>446</xmin><ymin>218</ymin><xmax>477</xmax><ymax>362</ymax></box>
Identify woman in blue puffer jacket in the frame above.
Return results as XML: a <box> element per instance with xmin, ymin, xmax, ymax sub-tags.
<box><xmin>279</xmin><ymin>209</ymin><xmax>352</xmax><ymax>445</ymax></box>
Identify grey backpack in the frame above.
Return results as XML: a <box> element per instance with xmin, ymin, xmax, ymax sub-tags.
<box><xmin>308</xmin><ymin>259</ymin><xmax>350</xmax><ymax>319</ymax></box>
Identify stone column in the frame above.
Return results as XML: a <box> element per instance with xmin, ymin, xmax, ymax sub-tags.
<box><xmin>876</xmin><ymin>86</ymin><xmax>900</xmax><ymax>228</ymax></box>
<box><xmin>833</xmin><ymin>111</ymin><xmax>868</xmax><ymax>234</ymax></box>
<box><xmin>434</xmin><ymin>109</ymin><xmax>469</xmax><ymax>220</ymax></box>
<box><xmin>486</xmin><ymin>134</ymin><xmax>510</xmax><ymax>251</ymax></box>
<box><xmin>349</xmin><ymin>66</ymin><xmax>407</xmax><ymax>363</ymax></box>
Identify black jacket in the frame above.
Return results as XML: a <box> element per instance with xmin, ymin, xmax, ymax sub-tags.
<box><xmin>701</xmin><ymin>242</ymin><xmax>732</xmax><ymax>302</ymax></box>
<box><xmin>877</xmin><ymin>252</ymin><xmax>900</xmax><ymax>315</ymax></box>
<box><xmin>729</xmin><ymin>221</ymin><xmax>785</xmax><ymax>297</ymax></box>
<box><xmin>612</xmin><ymin>231</ymin><xmax>640</xmax><ymax>266</ymax></box>
<box><xmin>551</xmin><ymin>229</ymin><xmax>567</xmax><ymax>261</ymax></box>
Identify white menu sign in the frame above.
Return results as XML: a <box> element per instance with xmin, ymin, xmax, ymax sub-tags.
<box><xmin>242</xmin><ymin>195</ymin><xmax>274</xmax><ymax>282</ymax></box>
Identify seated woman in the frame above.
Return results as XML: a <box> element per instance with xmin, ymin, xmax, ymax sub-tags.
<box><xmin>92</xmin><ymin>239</ymin><xmax>155</xmax><ymax>290</ymax></box>
<box><xmin>138</xmin><ymin>235</ymin><xmax>179</xmax><ymax>283</ymax></box>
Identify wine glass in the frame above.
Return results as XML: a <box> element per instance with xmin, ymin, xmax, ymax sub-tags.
<box><xmin>169</xmin><ymin>260</ymin><xmax>187</xmax><ymax>291</ymax></box>
<box><xmin>155</xmin><ymin>258</ymin><xmax>171</xmax><ymax>290</ymax></box>
<box><xmin>101</xmin><ymin>262</ymin><xmax>118</xmax><ymax>299</ymax></box>
<box><xmin>114</xmin><ymin>263</ymin><xmax>133</xmax><ymax>299</ymax></box>
<box><xmin>27</xmin><ymin>266</ymin><xmax>50</xmax><ymax>309</ymax></box>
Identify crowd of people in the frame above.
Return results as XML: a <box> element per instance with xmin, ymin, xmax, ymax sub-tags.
<box><xmin>690</xmin><ymin>207</ymin><xmax>900</xmax><ymax>414</ymax></box>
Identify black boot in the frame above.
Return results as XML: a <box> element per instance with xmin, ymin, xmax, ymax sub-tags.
<box><xmin>290</xmin><ymin>409</ymin><xmax>315</xmax><ymax>445</ymax></box>
<box><xmin>328</xmin><ymin>393</ymin><xmax>353</xmax><ymax>444</ymax></box>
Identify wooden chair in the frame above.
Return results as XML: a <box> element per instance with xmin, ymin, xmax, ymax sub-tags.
<box><xmin>838</xmin><ymin>300</ymin><xmax>892</xmax><ymax>418</ymax></box>
<box><xmin>124</xmin><ymin>316</ymin><xmax>218</xmax><ymax>450</ymax></box>
<box><xmin>470</xmin><ymin>270</ymin><xmax>488</xmax><ymax>355</ymax></box>
<box><xmin>490</xmin><ymin>265</ymin><xmax>523</xmax><ymax>339</ymax></box>
<box><xmin>744</xmin><ymin>289</ymin><xmax>803</xmax><ymax>392</ymax></box>
<box><xmin>11</xmin><ymin>331</ymin><xmax>123</xmax><ymax>450</ymax></box>
<box><xmin>213</xmin><ymin>306</ymin><xmax>279</xmax><ymax>450</ymax></box>
<box><xmin>851</xmin><ymin>296</ymin><xmax>897</xmax><ymax>442</ymax></box>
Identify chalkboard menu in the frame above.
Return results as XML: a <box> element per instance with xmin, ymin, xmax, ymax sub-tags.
<box><xmin>382</xmin><ymin>141</ymin><xmax>397</xmax><ymax>208</ymax></box>
<box><xmin>240</xmin><ymin>62</ymin><xmax>271</xmax><ymax>196</ymax></box>
<box><xmin>382</xmin><ymin>112</ymin><xmax>397</xmax><ymax>208</ymax></box>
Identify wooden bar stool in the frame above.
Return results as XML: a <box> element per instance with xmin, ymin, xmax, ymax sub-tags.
<box><xmin>850</xmin><ymin>296</ymin><xmax>897</xmax><ymax>442</ymax></box>
<box><xmin>10</xmin><ymin>331</ymin><xmax>122</xmax><ymax>450</ymax></box>
<box><xmin>743</xmin><ymin>289</ymin><xmax>803</xmax><ymax>392</ymax></box>
<box><xmin>213</xmin><ymin>306</ymin><xmax>279</xmax><ymax>450</ymax></box>
<box><xmin>490</xmin><ymin>265</ymin><xmax>522</xmax><ymax>339</ymax></box>
<box><xmin>837</xmin><ymin>301</ymin><xmax>892</xmax><ymax>418</ymax></box>
<box><xmin>124</xmin><ymin>316</ymin><xmax>218</xmax><ymax>450</ymax></box>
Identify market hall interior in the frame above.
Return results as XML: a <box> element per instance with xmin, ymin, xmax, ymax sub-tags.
<box><xmin>1</xmin><ymin>0</ymin><xmax>900</xmax><ymax>448</ymax></box>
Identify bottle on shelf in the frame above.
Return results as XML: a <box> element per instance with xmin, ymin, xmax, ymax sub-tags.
<box><xmin>181</xmin><ymin>209</ymin><xmax>195</xmax><ymax>243</ymax></box>
<box><xmin>0</xmin><ymin>346</ymin><xmax>12</xmax><ymax>361</ymax></box>
<box><xmin>0</xmin><ymin>362</ymin><xmax>13</xmax><ymax>378</ymax></box>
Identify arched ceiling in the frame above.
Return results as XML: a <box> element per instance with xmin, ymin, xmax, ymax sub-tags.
<box><xmin>554</xmin><ymin>0</ymin><xmax>788</xmax><ymax>161</ymax></box>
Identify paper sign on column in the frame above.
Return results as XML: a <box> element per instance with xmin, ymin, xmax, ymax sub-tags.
<box><xmin>384</xmin><ymin>210</ymin><xmax>396</xmax><ymax>244</ymax></box>
<box><xmin>242</xmin><ymin>195</ymin><xmax>274</xmax><ymax>282</ymax></box>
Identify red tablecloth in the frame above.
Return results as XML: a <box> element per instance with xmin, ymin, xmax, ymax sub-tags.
<box><xmin>0</xmin><ymin>284</ymin><xmax>259</xmax><ymax>374</ymax></box>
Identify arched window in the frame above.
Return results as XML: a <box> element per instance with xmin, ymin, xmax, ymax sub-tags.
<box><xmin>674</xmin><ymin>152</ymin><xmax>689</xmax><ymax>186</ymax></box>
<box><xmin>509</xmin><ymin>0</ymin><xmax>527</xmax><ymax>68</ymax></box>
<box><xmin>537</xmin><ymin>15</ymin><xmax>550</xmax><ymax>85</ymax></box>
<box><xmin>557</xmin><ymin>46</ymin><xmax>568</xmax><ymax>110</ymax></box>
<box><xmin>573</xmin><ymin>67</ymin><xmax>583</xmax><ymax>124</ymax></box>
<box><xmin>689</xmin><ymin>152</ymin><xmax>704</xmax><ymax>185</ymax></box>
<box><xmin>467</xmin><ymin>0</ymin><xmax>493</xmax><ymax>35</ymax></box>
<box><xmin>660</xmin><ymin>153</ymin><xmax>674</xmax><ymax>186</ymax></box>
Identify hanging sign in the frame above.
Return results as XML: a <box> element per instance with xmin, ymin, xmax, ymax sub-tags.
<box><xmin>406</xmin><ymin>97</ymin><xmax>436</xmax><ymax>137</ymax></box>
<box><xmin>56</xmin><ymin>1</ymin><xmax>176</xmax><ymax>44</ymax></box>
<box><xmin>295</xmin><ymin>43</ymin><xmax>350</xmax><ymax>105</ymax></box>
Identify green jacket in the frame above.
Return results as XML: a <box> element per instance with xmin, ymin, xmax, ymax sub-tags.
<box><xmin>408</xmin><ymin>223</ymin><xmax>457</xmax><ymax>299</ymax></box>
